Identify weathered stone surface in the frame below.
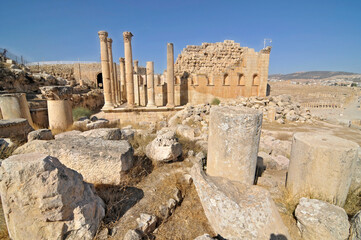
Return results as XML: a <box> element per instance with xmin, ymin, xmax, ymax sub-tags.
<box><xmin>123</xmin><ymin>229</ymin><xmax>142</xmax><ymax>240</ymax></box>
<box><xmin>350</xmin><ymin>149</ymin><xmax>361</xmax><ymax>192</ymax></box>
<box><xmin>207</xmin><ymin>106</ymin><xmax>262</xmax><ymax>184</ymax></box>
<box><xmin>176</xmin><ymin>124</ymin><xmax>196</xmax><ymax>140</ymax></box>
<box><xmin>146</xmin><ymin>131</ymin><xmax>182</xmax><ymax>162</ymax></box>
<box><xmin>54</xmin><ymin>130</ymin><xmax>81</xmax><ymax>139</ymax></box>
<box><xmin>136</xmin><ymin>213</ymin><xmax>157</xmax><ymax>234</ymax></box>
<box><xmin>27</xmin><ymin>129</ymin><xmax>54</xmax><ymax>142</ymax></box>
<box><xmin>191</xmin><ymin>165</ymin><xmax>290</xmax><ymax>240</ymax></box>
<box><xmin>121</xmin><ymin>127</ymin><xmax>135</xmax><ymax>140</ymax></box>
<box><xmin>258</xmin><ymin>151</ymin><xmax>289</xmax><ymax>170</ymax></box>
<box><xmin>0</xmin><ymin>153</ymin><xmax>104</xmax><ymax>240</ymax></box>
<box><xmin>194</xmin><ymin>234</ymin><xmax>214</xmax><ymax>240</ymax></box>
<box><xmin>287</xmin><ymin>133</ymin><xmax>359</xmax><ymax>206</ymax></box>
<box><xmin>295</xmin><ymin>198</ymin><xmax>350</xmax><ymax>240</ymax></box>
<box><xmin>350</xmin><ymin>210</ymin><xmax>361</xmax><ymax>240</ymax></box>
<box><xmin>80</xmin><ymin>128</ymin><xmax>121</xmax><ymax>140</ymax></box>
<box><xmin>86</xmin><ymin>119</ymin><xmax>110</xmax><ymax>129</ymax></box>
<box><xmin>13</xmin><ymin>136</ymin><xmax>134</xmax><ymax>185</ymax></box>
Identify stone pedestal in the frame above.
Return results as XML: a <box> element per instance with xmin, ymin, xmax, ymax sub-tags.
<box><xmin>286</xmin><ymin>133</ymin><xmax>359</xmax><ymax>206</ymax></box>
<box><xmin>0</xmin><ymin>93</ymin><xmax>33</xmax><ymax>126</ymax></box>
<box><xmin>40</xmin><ymin>86</ymin><xmax>73</xmax><ymax>131</ymax></box>
<box><xmin>123</xmin><ymin>32</ymin><xmax>135</xmax><ymax>108</ymax></box>
<box><xmin>119</xmin><ymin>57</ymin><xmax>126</xmax><ymax>102</ymax></box>
<box><xmin>98</xmin><ymin>31</ymin><xmax>113</xmax><ymax>109</ymax></box>
<box><xmin>207</xmin><ymin>106</ymin><xmax>263</xmax><ymax>185</ymax></box>
<box><xmin>146</xmin><ymin>61</ymin><xmax>156</xmax><ymax>108</ymax></box>
<box><xmin>166</xmin><ymin>43</ymin><xmax>175</xmax><ymax>107</ymax></box>
<box><xmin>107</xmin><ymin>38</ymin><xmax>116</xmax><ymax>107</ymax></box>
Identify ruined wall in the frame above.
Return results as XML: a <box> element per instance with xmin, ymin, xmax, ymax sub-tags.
<box><xmin>174</xmin><ymin>40</ymin><xmax>271</xmax><ymax>104</ymax></box>
<box><xmin>28</xmin><ymin>64</ymin><xmax>74</xmax><ymax>80</ymax></box>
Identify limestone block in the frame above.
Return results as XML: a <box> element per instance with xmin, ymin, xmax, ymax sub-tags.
<box><xmin>0</xmin><ymin>118</ymin><xmax>34</xmax><ymax>141</ymax></box>
<box><xmin>86</xmin><ymin>119</ymin><xmax>109</xmax><ymax>129</ymax></box>
<box><xmin>207</xmin><ymin>106</ymin><xmax>262</xmax><ymax>184</ymax></box>
<box><xmin>55</xmin><ymin>130</ymin><xmax>81</xmax><ymax>139</ymax></box>
<box><xmin>145</xmin><ymin>130</ymin><xmax>182</xmax><ymax>162</ymax></box>
<box><xmin>27</xmin><ymin>129</ymin><xmax>54</xmax><ymax>142</ymax></box>
<box><xmin>191</xmin><ymin>165</ymin><xmax>290</xmax><ymax>240</ymax></box>
<box><xmin>0</xmin><ymin>153</ymin><xmax>104</xmax><ymax>240</ymax></box>
<box><xmin>13</xmin><ymin>136</ymin><xmax>134</xmax><ymax>185</ymax></box>
<box><xmin>286</xmin><ymin>133</ymin><xmax>359</xmax><ymax>206</ymax></box>
<box><xmin>0</xmin><ymin>93</ymin><xmax>33</xmax><ymax>126</ymax></box>
<box><xmin>350</xmin><ymin>210</ymin><xmax>361</xmax><ymax>240</ymax></box>
<box><xmin>40</xmin><ymin>86</ymin><xmax>73</xmax><ymax>100</ymax></box>
<box><xmin>295</xmin><ymin>198</ymin><xmax>350</xmax><ymax>240</ymax></box>
<box><xmin>80</xmin><ymin>128</ymin><xmax>121</xmax><ymax>140</ymax></box>
<box><xmin>350</xmin><ymin>149</ymin><xmax>361</xmax><ymax>192</ymax></box>
<box><xmin>176</xmin><ymin>124</ymin><xmax>196</xmax><ymax>140</ymax></box>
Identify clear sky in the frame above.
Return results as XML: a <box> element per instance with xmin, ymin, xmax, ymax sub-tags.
<box><xmin>1</xmin><ymin>0</ymin><xmax>360</xmax><ymax>74</ymax></box>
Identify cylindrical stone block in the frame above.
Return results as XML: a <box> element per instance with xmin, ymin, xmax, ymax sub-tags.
<box><xmin>47</xmin><ymin>100</ymin><xmax>73</xmax><ymax>131</ymax></box>
<box><xmin>98</xmin><ymin>31</ymin><xmax>113</xmax><ymax>109</ymax></box>
<box><xmin>146</xmin><ymin>61</ymin><xmax>156</xmax><ymax>108</ymax></box>
<box><xmin>0</xmin><ymin>93</ymin><xmax>33</xmax><ymax>126</ymax></box>
<box><xmin>166</xmin><ymin>43</ymin><xmax>175</xmax><ymax>107</ymax></box>
<box><xmin>286</xmin><ymin>133</ymin><xmax>359</xmax><ymax>206</ymax></box>
<box><xmin>207</xmin><ymin>106</ymin><xmax>263</xmax><ymax>184</ymax></box>
<box><xmin>123</xmin><ymin>32</ymin><xmax>135</xmax><ymax>108</ymax></box>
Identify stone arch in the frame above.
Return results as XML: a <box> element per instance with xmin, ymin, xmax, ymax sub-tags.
<box><xmin>96</xmin><ymin>72</ymin><xmax>103</xmax><ymax>89</ymax></box>
<box><xmin>223</xmin><ymin>73</ymin><xmax>230</xmax><ymax>86</ymax></box>
<box><xmin>252</xmin><ymin>74</ymin><xmax>260</xmax><ymax>86</ymax></box>
<box><xmin>238</xmin><ymin>73</ymin><xmax>245</xmax><ymax>85</ymax></box>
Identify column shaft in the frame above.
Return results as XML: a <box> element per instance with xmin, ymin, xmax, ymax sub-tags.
<box><xmin>146</xmin><ymin>61</ymin><xmax>156</xmax><ymax>107</ymax></box>
<box><xmin>98</xmin><ymin>31</ymin><xmax>113</xmax><ymax>109</ymax></box>
<box><xmin>107</xmin><ymin>38</ymin><xmax>116</xmax><ymax>106</ymax></box>
<box><xmin>119</xmin><ymin>58</ymin><xmax>126</xmax><ymax>102</ymax></box>
<box><xmin>123</xmin><ymin>32</ymin><xmax>134</xmax><ymax>108</ymax></box>
<box><xmin>166</xmin><ymin>43</ymin><xmax>175</xmax><ymax>107</ymax></box>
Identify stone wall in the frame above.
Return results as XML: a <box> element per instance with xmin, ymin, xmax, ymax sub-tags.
<box><xmin>28</xmin><ymin>64</ymin><xmax>74</xmax><ymax>80</ymax></box>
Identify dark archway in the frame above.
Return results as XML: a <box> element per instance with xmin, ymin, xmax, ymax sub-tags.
<box><xmin>97</xmin><ymin>73</ymin><xmax>103</xmax><ymax>89</ymax></box>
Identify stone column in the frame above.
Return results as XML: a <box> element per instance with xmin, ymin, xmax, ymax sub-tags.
<box><xmin>113</xmin><ymin>62</ymin><xmax>121</xmax><ymax>105</ymax></box>
<box><xmin>166</xmin><ymin>43</ymin><xmax>175</xmax><ymax>107</ymax></box>
<box><xmin>107</xmin><ymin>38</ymin><xmax>116</xmax><ymax>107</ymax></box>
<box><xmin>123</xmin><ymin>32</ymin><xmax>134</xmax><ymax>108</ymax></box>
<box><xmin>133</xmin><ymin>60</ymin><xmax>140</xmax><ymax>105</ymax></box>
<box><xmin>98</xmin><ymin>31</ymin><xmax>113</xmax><ymax>109</ymax></box>
<box><xmin>40</xmin><ymin>86</ymin><xmax>73</xmax><ymax>131</ymax></box>
<box><xmin>0</xmin><ymin>93</ymin><xmax>33</xmax><ymax>126</ymax></box>
<box><xmin>207</xmin><ymin>106</ymin><xmax>263</xmax><ymax>185</ymax></box>
<box><xmin>286</xmin><ymin>133</ymin><xmax>359</xmax><ymax>207</ymax></box>
<box><xmin>146</xmin><ymin>61</ymin><xmax>156</xmax><ymax>108</ymax></box>
<box><xmin>119</xmin><ymin>57</ymin><xmax>126</xmax><ymax>102</ymax></box>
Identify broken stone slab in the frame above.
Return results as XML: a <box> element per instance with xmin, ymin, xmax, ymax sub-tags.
<box><xmin>54</xmin><ymin>130</ymin><xmax>82</xmax><ymax>139</ymax></box>
<box><xmin>295</xmin><ymin>198</ymin><xmax>350</xmax><ymax>240</ymax></box>
<box><xmin>191</xmin><ymin>164</ymin><xmax>290</xmax><ymax>240</ymax></box>
<box><xmin>13</xmin><ymin>136</ymin><xmax>134</xmax><ymax>185</ymax></box>
<box><xmin>86</xmin><ymin>119</ymin><xmax>110</xmax><ymax>130</ymax></box>
<box><xmin>80</xmin><ymin>128</ymin><xmax>122</xmax><ymax>140</ymax></box>
<box><xmin>350</xmin><ymin>210</ymin><xmax>361</xmax><ymax>240</ymax></box>
<box><xmin>145</xmin><ymin>130</ymin><xmax>182</xmax><ymax>163</ymax></box>
<box><xmin>0</xmin><ymin>153</ymin><xmax>105</xmax><ymax>240</ymax></box>
<box><xmin>0</xmin><ymin>118</ymin><xmax>34</xmax><ymax>141</ymax></box>
<box><xmin>287</xmin><ymin>133</ymin><xmax>359</xmax><ymax>206</ymax></box>
<box><xmin>27</xmin><ymin>129</ymin><xmax>54</xmax><ymax>142</ymax></box>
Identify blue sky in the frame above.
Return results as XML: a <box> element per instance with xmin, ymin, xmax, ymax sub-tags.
<box><xmin>1</xmin><ymin>0</ymin><xmax>360</xmax><ymax>74</ymax></box>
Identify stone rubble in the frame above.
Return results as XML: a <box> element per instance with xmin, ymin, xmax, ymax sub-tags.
<box><xmin>146</xmin><ymin>130</ymin><xmax>182</xmax><ymax>163</ymax></box>
<box><xmin>27</xmin><ymin>128</ymin><xmax>54</xmax><ymax>142</ymax></box>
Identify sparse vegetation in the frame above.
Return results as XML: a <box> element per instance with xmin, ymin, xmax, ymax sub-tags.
<box><xmin>211</xmin><ymin>97</ymin><xmax>220</xmax><ymax>105</ymax></box>
<box><xmin>72</xmin><ymin>107</ymin><xmax>92</xmax><ymax>121</ymax></box>
<box><xmin>344</xmin><ymin>189</ymin><xmax>361</xmax><ymax>217</ymax></box>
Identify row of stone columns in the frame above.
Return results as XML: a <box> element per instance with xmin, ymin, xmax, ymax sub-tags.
<box><xmin>98</xmin><ymin>30</ymin><xmax>175</xmax><ymax>109</ymax></box>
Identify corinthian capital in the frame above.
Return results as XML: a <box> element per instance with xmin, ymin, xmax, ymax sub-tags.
<box><xmin>98</xmin><ymin>31</ymin><xmax>108</xmax><ymax>41</ymax></box>
<box><xmin>107</xmin><ymin>38</ymin><xmax>113</xmax><ymax>45</ymax></box>
<box><xmin>123</xmin><ymin>32</ymin><xmax>133</xmax><ymax>43</ymax></box>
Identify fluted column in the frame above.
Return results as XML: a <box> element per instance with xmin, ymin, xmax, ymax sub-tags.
<box><xmin>107</xmin><ymin>38</ymin><xmax>116</xmax><ymax>107</ymax></box>
<box><xmin>119</xmin><ymin>57</ymin><xmax>126</xmax><ymax>102</ymax></box>
<box><xmin>146</xmin><ymin>61</ymin><xmax>156</xmax><ymax>108</ymax></box>
<box><xmin>123</xmin><ymin>32</ymin><xmax>135</xmax><ymax>108</ymax></box>
<box><xmin>98</xmin><ymin>31</ymin><xmax>113</xmax><ymax>109</ymax></box>
<box><xmin>166</xmin><ymin>43</ymin><xmax>175</xmax><ymax>107</ymax></box>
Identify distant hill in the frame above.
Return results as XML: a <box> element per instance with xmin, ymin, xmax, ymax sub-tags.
<box><xmin>269</xmin><ymin>71</ymin><xmax>359</xmax><ymax>80</ymax></box>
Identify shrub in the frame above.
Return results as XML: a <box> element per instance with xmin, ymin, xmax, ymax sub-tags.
<box><xmin>211</xmin><ymin>98</ymin><xmax>220</xmax><ymax>105</ymax></box>
<box><xmin>72</xmin><ymin>107</ymin><xmax>92</xmax><ymax>121</ymax></box>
